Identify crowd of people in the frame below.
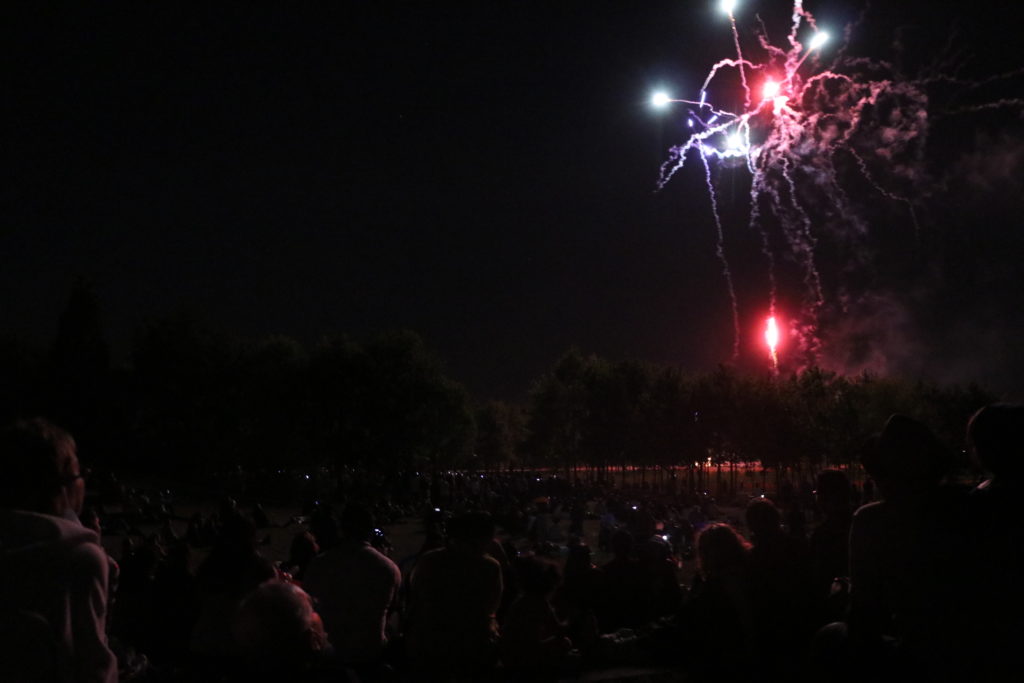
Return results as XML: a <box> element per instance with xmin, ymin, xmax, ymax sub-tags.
<box><xmin>0</xmin><ymin>404</ymin><xmax>1020</xmax><ymax>682</ymax></box>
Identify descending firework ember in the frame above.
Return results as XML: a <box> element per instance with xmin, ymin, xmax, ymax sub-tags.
<box><xmin>650</xmin><ymin>0</ymin><xmax>1008</xmax><ymax>370</ymax></box>
<box><xmin>765</xmin><ymin>316</ymin><xmax>780</xmax><ymax>373</ymax></box>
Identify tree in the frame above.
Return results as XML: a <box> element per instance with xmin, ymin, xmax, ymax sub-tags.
<box><xmin>47</xmin><ymin>277</ymin><xmax>113</xmax><ymax>458</ymax></box>
<box><xmin>129</xmin><ymin>312</ymin><xmax>246</xmax><ymax>474</ymax></box>
<box><xmin>308</xmin><ymin>331</ymin><xmax>474</xmax><ymax>475</ymax></box>
<box><xmin>0</xmin><ymin>335</ymin><xmax>45</xmax><ymax>420</ymax></box>
<box><xmin>475</xmin><ymin>401</ymin><xmax>525</xmax><ymax>471</ymax></box>
<box><xmin>524</xmin><ymin>348</ymin><xmax>590</xmax><ymax>474</ymax></box>
<box><xmin>236</xmin><ymin>335</ymin><xmax>310</xmax><ymax>469</ymax></box>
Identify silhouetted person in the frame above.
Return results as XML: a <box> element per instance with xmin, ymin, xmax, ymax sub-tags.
<box><xmin>678</xmin><ymin>523</ymin><xmax>754</xmax><ymax>681</ymax></box>
<box><xmin>406</xmin><ymin>511</ymin><xmax>502</xmax><ymax>678</ymax></box>
<box><xmin>0</xmin><ymin>417</ymin><xmax>118</xmax><ymax>683</ymax></box>
<box><xmin>500</xmin><ymin>556</ymin><xmax>575</xmax><ymax>675</ymax></box>
<box><xmin>847</xmin><ymin>414</ymin><xmax>965</xmax><ymax>682</ymax></box>
<box><xmin>309</xmin><ymin>503</ymin><xmax>340</xmax><ymax>551</ymax></box>
<box><xmin>283</xmin><ymin>531</ymin><xmax>319</xmax><ymax>583</ymax></box>
<box><xmin>191</xmin><ymin>512</ymin><xmax>276</xmax><ymax>662</ymax></box>
<box><xmin>810</xmin><ymin>469</ymin><xmax>852</xmax><ymax>620</ymax></box>
<box><xmin>636</xmin><ymin>533</ymin><xmax>682</xmax><ymax>623</ymax></box>
<box><xmin>745</xmin><ymin>499</ymin><xmax>816</xmax><ymax>677</ymax></box>
<box><xmin>303</xmin><ymin>505</ymin><xmax>400</xmax><ymax>669</ymax></box>
<box><xmin>558</xmin><ymin>544</ymin><xmax>603</xmax><ymax>651</ymax></box>
<box><xmin>148</xmin><ymin>539</ymin><xmax>199</xmax><ymax>665</ymax></box>
<box><xmin>964</xmin><ymin>403</ymin><xmax>1024</xmax><ymax>679</ymax></box>
<box><xmin>599</xmin><ymin>528</ymin><xmax>644</xmax><ymax>631</ymax></box>
<box><xmin>232</xmin><ymin>580</ymin><xmax>334</xmax><ymax>683</ymax></box>
<box><xmin>968</xmin><ymin>402</ymin><xmax>1024</xmax><ymax>492</ymax></box>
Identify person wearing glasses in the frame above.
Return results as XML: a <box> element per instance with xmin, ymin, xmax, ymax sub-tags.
<box><xmin>0</xmin><ymin>417</ymin><xmax>117</xmax><ymax>683</ymax></box>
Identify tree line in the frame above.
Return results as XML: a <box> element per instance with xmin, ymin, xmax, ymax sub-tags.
<box><xmin>0</xmin><ymin>281</ymin><xmax>996</xmax><ymax>483</ymax></box>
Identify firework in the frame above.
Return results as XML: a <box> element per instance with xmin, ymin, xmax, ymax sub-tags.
<box><xmin>765</xmin><ymin>315</ymin><xmax>780</xmax><ymax>374</ymax></box>
<box><xmin>653</xmin><ymin>0</ymin><xmax>929</xmax><ymax>369</ymax></box>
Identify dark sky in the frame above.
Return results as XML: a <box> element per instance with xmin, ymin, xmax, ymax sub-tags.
<box><xmin>3</xmin><ymin>1</ymin><xmax>1022</xmax><ymax>400</ymax></box>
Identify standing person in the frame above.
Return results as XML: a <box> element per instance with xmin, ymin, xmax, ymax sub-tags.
<box><xmin>0</xmin><ymin>417</ymin><xmax>118</xmax><ymax>683</ymax></box>
<box><xmin>303</xmin><ymin>505</ymin><xmax>401</xmax><ymax>670</ymax></box>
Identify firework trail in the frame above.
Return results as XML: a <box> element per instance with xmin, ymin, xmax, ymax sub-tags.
<box><xmin>698</xmin><ymin>143</ymin><xmax>742</xmax><ymax>361</ymax></box>
<box><xmin>748</xmin><ymin>171</ymin><xmax>776</xmax><ymax>317</ymax></box>
<box><xmin>723</xmin><ymin>0</ymin><xmax>751</xmax><ymax>109</ymax></box>
<box><xmin>944</xmin><ymin>99</ymin><xmax>1024</xmax><ymax>116</ymax></box>
<box><xmin>844</xmin><ymin>145</ymin><xmax>921</xmax><ymax>236</ymax></box>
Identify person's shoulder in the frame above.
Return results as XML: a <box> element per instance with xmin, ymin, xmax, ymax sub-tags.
<box><xmin>3</xmin><ymin>510</ymin><xmax>99</xmax><ymax>547</ymax></box>
<box><xmin>852</xmin><ymin>500</ymin><xmax>886</xmax><ymax>523</ymax></box>
<box><xmin>480</xmin><ymin>551</ymin><xmax>501</xmax><ymax>570</ymax></box>
<box><xmin>303</xmin><ymin>550</ymin><xmax>337</xmax><ymax>583</ymax></box>
<box><xmin>360</xmin><ymin>544</ymin><xmax>401</xmax><ymax>574</ymax></box>
<box><xmin>46</xmin><ymin>516</ymin><xmax>107</xmax><ymax>576</ymax></box>
<box><xmin>413</xmin><ymin>546</ymin><xmax>447</xmax><ymax>571</ymax></box>
<box><xmin>65</xmin><ymin>534</ymin><xmax>108</xmax><ymax>576</ymax></box>
<box><xmin>307</xmin><ymin>544</ymin><xmax>347</xmax><ymax>568</ymax></box>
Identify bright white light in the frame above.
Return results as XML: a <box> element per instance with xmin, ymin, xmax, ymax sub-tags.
<box><xmin>762</xmin><ymin>79</ymin><xmax>780</xmax><ymax>100</ymax></box>
<box><xmin>721</xmin><ymin>0</ymin><xmax>737</xmax><ymax>15</ymax></box>
<box><xmin>651</xmin><ymin>91</ymin><xmax>671</xmax><ymax>109</ymax></box>
<box><xmin>726</xmin><ymin>133</ymin><xmax>744</xmax><ymax>150</ymax></box>
<box><xmin>809</xmin><ymin>31</ymin><xmax>829</xmax><ymax>50</ymax></box>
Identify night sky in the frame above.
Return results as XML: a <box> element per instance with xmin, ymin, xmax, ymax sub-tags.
<box><xmin>3</xmin><ymin>1</ymin><xmax>1022</xmax><ymax>400</ymax></box>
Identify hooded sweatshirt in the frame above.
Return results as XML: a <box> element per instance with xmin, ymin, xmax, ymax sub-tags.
<box><xmin>0</xmin><ymin>508</ymin><xmax>118</xmax><ymax>683</ymax></box>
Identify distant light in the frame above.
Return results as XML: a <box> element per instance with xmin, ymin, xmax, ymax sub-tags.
<box><xmin>809</xmin><ymin>31</ymin><xmax>829</xmax><ymax>51</ymax></box>
<box><xmin>762</xmin><ymin>79</ymin><xmax>780</xmax><ymax>100</ymax></box>
<box><xmin>651</xmin><ymin>91</ymin><xmax>671</xmax><ymax>109</ymax></box>
<box><xmin>721</xmin><ymin>0</ymin><xmax>737</xmax><ymax>15</ymax></box>
<box><xmin>708</xmin><ymin>114</ymin><xmax>719</xmax><ymax>124</ymax></box>
<box><xmin>687</xmin><ymin>118</ymin><xmax>694</xmax><ymax>128</ymax></box>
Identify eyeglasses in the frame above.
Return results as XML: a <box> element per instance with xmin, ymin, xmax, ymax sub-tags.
<box><xmin>63</xmin><ymin>467</ymin><xmax>91</xmax><ymax>485</ymax></box>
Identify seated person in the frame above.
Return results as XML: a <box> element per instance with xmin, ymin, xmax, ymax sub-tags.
<box><xmin>501</xmin><ymin>556</ymin><xmax>575</xmax><ymax>674</ymax></box>
<box><xmin>0</xmin><ymin>418</ymin><xmax>117</xmax><ymax>683</ymax></box>
<box><xmin>233</xmin><ymin>580</ymin><xmax>334</xmax><ymax>682</ymax></box>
